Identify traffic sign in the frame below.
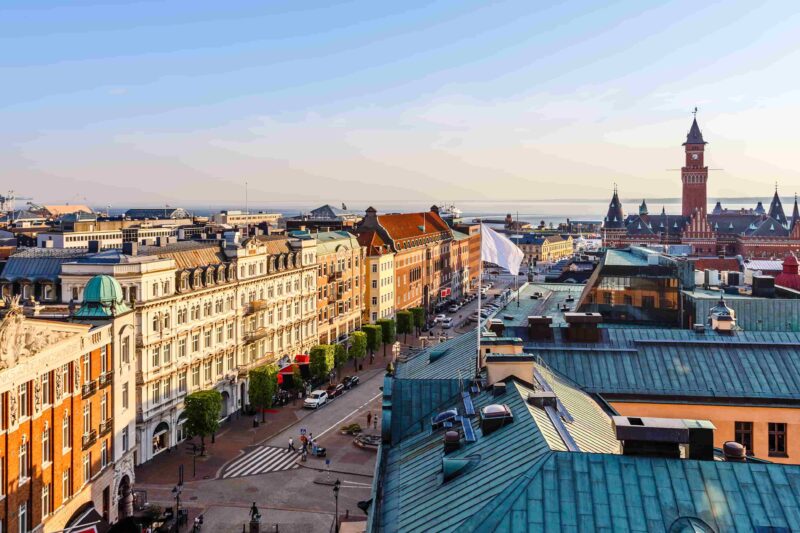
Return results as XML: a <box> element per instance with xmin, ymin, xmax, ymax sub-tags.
<box><xmin>300</xmin><ymin>428</ymin><xmax>307</xmax><ymax>435</ymax></box>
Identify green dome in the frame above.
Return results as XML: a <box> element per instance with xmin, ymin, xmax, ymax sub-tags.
<box><xmin>83</xmin><ymin>275</ymin><xmax>124</xmax><ymax>304</ymax></box>
<box><xmin>74</xmin><ymin>275</ymin><xmax>130</xmax><ymax>319</ymax></box>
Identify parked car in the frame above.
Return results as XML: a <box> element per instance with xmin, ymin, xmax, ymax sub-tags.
<box><xmin>342</xmin><ymin>376</ymin><xmax>360</xmax><ymax>389</ymax></box>
<box><xmin>441</xmin><ymin>318</ymin><xmax>454</xmax><ymax>329</ymax></box>
<box><xmin>434</xmin><ymin>314</ymin><xmax>446</xmax><ymax>323</ymax></box>
<box><xmin>303</xmin><ymin>390</ymin><xmax>329</xmax><ymax>409</ymax></box>
<box><xmin>326</xmin><ymin>383</ymin><xmax>345</xmax><ymax>398</ymax></box>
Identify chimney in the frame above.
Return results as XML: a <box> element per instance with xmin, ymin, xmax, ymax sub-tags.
<box><xmin>723</xmin><ymin>441</ymin><xmax>747</xmax><ymax>462</ymax></box>
<box><xmin>443</xmin><ymin>431</ymin><xmax>461</xmax><ymax>454</ymax></box>
<box><xmin>492</xmin><ymin>382</ymin><xmax>506</xmax><ymax>397</ymax></box>
<box><xmin>487</xmin><ymin>318</ymin><xmax>505</xmax><ymax>336</ymax></box>
<box><xmin>563</xmin><ymin>312</ymin><xmax>602</xmax><ymax>342</ymax></box>
<box><xmin>752</xmin><ymin>275</ymin><xmax>775</xmax><ymax>298</ymax></box>
<box><xmin>527</xmin><ymin>316</ymin><xmax>553</xmax><ymax>340</ymax></box>
<box><xmin>612</xmin><ymin>416</ymin><xmax>716</xmax><ymax>460</ymax></box>
<box><xmin>430</xmin><ymin>204</ymin><xmax>440</xmax><ymax>215</ymax></box>
<box><xmin>88</xmin><ymin>240</ymin><xmax>100</xmax><ymax>253</ymax></box>
<box><xmin>43</xmin><ymin>240</ymin><xmax>54</xmax><ymax>249</ymax></box>
<box><xmin>122</xmin><ymin>242</ymin><xmax>138</xmax><ymax>256</ymax></box>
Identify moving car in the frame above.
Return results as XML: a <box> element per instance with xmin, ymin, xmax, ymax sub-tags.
<box><xmin>303</xmin><ymin>390</ymin><xmax>329</xmax><ymax>409</ymax></box>
<box><xmin>448</xmin><ymin>304</ymin><xmax>460</xmax><ymax>313</ymax></box>
<box><xmin>434</xmin><ymin>314</ymin><xmax>446</xmax><ymax>323</ymax></box>
<box><xmin>441</xmin><ymin>318</ymin><xmax>454</xmax><ymax>329</ymax></box>
<box><xmin>342</xmin><ymin>376</ymin><xmax>360</xmax><ymax>389</ymax></box>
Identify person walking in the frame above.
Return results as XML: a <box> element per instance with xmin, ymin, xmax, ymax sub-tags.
<box><xmin>367</xmin><ymin>411</ymin><xmax>372</xmax><ymax>428</ymax></box>
<box><xmin>288</xmin><ymin>437</ymin><xmax>295</xmax><ymax>452</ymax></box>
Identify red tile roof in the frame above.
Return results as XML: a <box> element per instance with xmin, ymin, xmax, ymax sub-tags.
<box><xmin>378</xmin><ymin>211</ymin><xmax>450</xmax><ymax>241</ymax></box>
<box><xmin>693</xmin><ymin>258</ymin><xmax>741</xmax><ymax>272</ymax></box>
<box><xmin>357</xmin><ymin>231</ymin><xmax>388</xmax><ymax>255</ymax></box>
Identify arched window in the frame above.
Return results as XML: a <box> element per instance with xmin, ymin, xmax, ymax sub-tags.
<box><xmin>152</xmin><ymin>314</ymin><xmax>159</xmax><ymax>332</ymax></box>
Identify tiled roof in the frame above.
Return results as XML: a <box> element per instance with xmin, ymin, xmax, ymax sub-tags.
<box><xmin>42</xmin><ymin>204</ymin><xmax>93</xmax><ymax>217</ymax></box>
<box><xmin>139</xmin><ymin>241</ymin><xmax>226</xmax><ymax>269</ymax></box>
<box><xmin>252</xmin><ymin>235</ymin><xmax>290</xmax><ymax>255</ymax></box>
<box><xmin>356</xmin><ymin>230</ymin><xmax>389</xmax><ymax>255</ymax></box>
<box><xmin>745</xmin><ymin>260</ymin><xmax>783</xmax><ymax>272</ymax></box>
<box><xmin>378</xmin><ymin>211</ymin><xmax>450</xmax><ymax>241</ymax></box>
<box><xmin>692</xmin><ymin>257</ymin><xmax>741</xmax><ymax>271</ymax></box>
<box><xmin>531</xmin><ymin>328</ymin><xmax>800</xmax><ymax>401</ymax></box>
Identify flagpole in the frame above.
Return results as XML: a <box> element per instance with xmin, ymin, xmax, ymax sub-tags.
<box><xmin>476</xmin><ymin>225</ymin><xmax>482</xmax><ymax>376</ymax></box>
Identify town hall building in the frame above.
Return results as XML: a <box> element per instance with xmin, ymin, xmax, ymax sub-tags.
<box><xmin>602</xmin><ymin>115</ymin><xmax>800</xmax><ymax>258</ymax></box>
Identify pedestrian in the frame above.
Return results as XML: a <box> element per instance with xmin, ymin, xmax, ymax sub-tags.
<box><xmin>312</xmin><ymin>440</ymin><xmax>318</xmax><ymax>455</ymax></box>
<box><xmin>288</xmin><ymin>437</ymin><xmax>295</xmax><ymax>452</ymax></box>
<box><xmin>301</xmin><ymin>448</ymin><xmax>307</xmax><ymax>462</ymax></box>
<box><xmin>308</xmin><ymin>432</ymin><xmax>313</xmax><ymax>442</ymax></box>
<box><xmin>374</xmin><ymin>415</ymin><xmax>378</xmax><ymax>430</ymax></box>
<box><xmin>366</xmin><ymin>411</ymin><xmax>372</xmax><ymax>428</ymax></box>
<box><xmin>301</xmin><ymin>440</ymin><xmax>307</xmax><ymax>454</ymax></box>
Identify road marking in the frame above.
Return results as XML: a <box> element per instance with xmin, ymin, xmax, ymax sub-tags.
<box><xmin>315</xmin><ymin>392</ymin><xmax>382</xmax><ymax>440</ymax></box>
<box><xmin>221</xmin><ymin>446</ymin><xmax>299</xmax><ymax>479</ymax></box>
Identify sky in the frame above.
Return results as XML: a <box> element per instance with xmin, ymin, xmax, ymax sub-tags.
<box><xmin>3</xmin><ymin>0</ymin><xmax>800</xmax><ymax>209</ymax></box>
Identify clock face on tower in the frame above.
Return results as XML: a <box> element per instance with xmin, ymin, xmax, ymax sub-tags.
<box><xmin>691</xmin><ymin>153</ymin><xmax>699</xmax><ymax>160</ymax></box>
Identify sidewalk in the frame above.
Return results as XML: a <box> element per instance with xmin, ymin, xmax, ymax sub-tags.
<box><xmin>135</xmin><ymin>355</ymin><xmax>393</xmax><ymax>486</ymax></box>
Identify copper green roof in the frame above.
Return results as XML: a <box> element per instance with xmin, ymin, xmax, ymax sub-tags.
<box><xmin>74</xmin><ymin>274</ymin><xmax>131</xmax><ymax>318</ymax></box>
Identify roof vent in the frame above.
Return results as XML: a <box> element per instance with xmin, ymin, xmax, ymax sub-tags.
<box><xmin>442</xmin><ymin>455</ymin><xmax>480</xmax><ymax>483</ymax></box>
<box><xmin>693</xmin><ymin>324</ymin><xmax>705</xmax><ymax>334</ymax></box>
<box><xmin>492</xmin><ymin>382</ymin><xmax>506</xmax><ymax>397</ymax></box>
<box><xmin>723</xmin><ymin>440</ymin><xmax>746</xmax><ymax>462</ymax></box>
<box><xmin>429</xmin><ymin>347</ymin><xmax>447</xmax><ymax>363</ymax></box>
<box><xmin>443</xmin><ymin>431</ymin><xmax>461</xmax><ymax>454</ymax></box>
<box><xmin>431</xmin><ymin>409</ymin><xmax>458</xmax><ymax>429</ymax></box>
<box><xmin>527</xmin><ymin>391</ymin><xmax>557</xmax><ymax>410</ymax></box>
<box><xmin>480</xmin><ymin>404</ymin><xmax>513</xmax><ymax>435</ymax></box>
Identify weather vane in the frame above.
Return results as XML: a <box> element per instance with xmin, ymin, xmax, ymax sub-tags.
<box><xmin>693</xmin><ymin>106</ymin><xmax>698</xmax><ymax>118</ymax></box>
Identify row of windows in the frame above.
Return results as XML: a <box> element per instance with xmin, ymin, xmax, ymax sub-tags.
<box><xmin>735</xmin><ymin>421</ymin><xmax>789</xmax><ymax>457</ymax></box>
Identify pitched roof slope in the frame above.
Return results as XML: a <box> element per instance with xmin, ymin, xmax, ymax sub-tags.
<box><xmin>378</xmin><ymin>211</ymin><xmax>451</xmax><ymax>240</ymax></box>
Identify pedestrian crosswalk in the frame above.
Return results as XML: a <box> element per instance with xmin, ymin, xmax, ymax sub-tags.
<box><xmin>221</xmin><ymin>446</ymin><xmax>299</xmax><ymax>479</ymax></box>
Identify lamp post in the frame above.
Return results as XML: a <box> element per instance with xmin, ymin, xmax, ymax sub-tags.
<box><xmin>172</xmin><ymin>484</ymin><xmax>182</xmax><ymax>527</ymax></box>
<box><xmin>333</xmin><ymin>479</ymin><xmax>341</xmax><ymax>533</ymax></box>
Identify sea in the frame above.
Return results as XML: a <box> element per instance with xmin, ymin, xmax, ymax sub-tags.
<box><xmin>100</xmin><ymin>197</ymin><xmax>779</xmax><ymax>228</ymax></box>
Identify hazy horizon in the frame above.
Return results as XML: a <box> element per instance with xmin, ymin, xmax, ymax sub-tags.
<box><xmin>5</xmin><ymin>1</ymin><xmax>800</xmax><ymax>205</ymax></box>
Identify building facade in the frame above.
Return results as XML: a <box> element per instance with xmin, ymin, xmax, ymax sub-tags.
<box><xmin>59</xmin><ymin>237</ymin><xmax>318</xmax><ymax>465</ymax></box>
<box><xmin>355</xmin><ymin>206</ymin><xmax>453</xmax><ymax>315</ymax></box>
<box><xmin>358</xmin><ymin>232</ymin><xmax>395</xmax><ymax>323</ymax></box>
<box><xmin>0</xmin><ymin>308</ymin><xmax>121</xmax><ymax>533</ymax></box>
<box><xmin>313</xmin><ymin>231</ymin><xmax>364</xmax><ymax>344</ymax></box>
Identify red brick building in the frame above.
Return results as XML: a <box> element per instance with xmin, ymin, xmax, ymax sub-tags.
<box><xmin>603</xmin><ymin>115</ymin><xmax>800</xmax><ymax>258</ymax></box>
<box><xmin>355</xmin><ymin>206</ymin><xmax>453</xmax><ymax>314</ymax></box>
<box><xmin>0</xmin><ymin>311</ymin><xmax>117</xmax><ymax>533</ymax></box>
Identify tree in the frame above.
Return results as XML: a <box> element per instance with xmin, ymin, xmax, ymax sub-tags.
<box><xmin>396</xmin><ymin>310</ymin><xmax>413</xmax><ymax>344</ymax></box>
<box><xmin>249</xmin><ymin>364</ymin><xmax>278</xmax><ymax>422</ymax></box>
<box><xmin>377</xmin><ymin>318</ymin><xmax>396</xmax><ymax>358</ymax></box>
<box><xmin>292</xmin><ymin>365</ymin><xmax>303</xmax><ymax>391</ymax></box>
<box><xmin>183</xmin><ymin>390</ymin><xmax>222</xmax><ymax>455</ymax></box>
<box><xmin>309</xmin><ymin>345</ymin><xmax>336</xmax><ymax>381</ymax></box>
<box><xmin>410</xmin><ymin>307</ymin><xmax>425</xmax><ymax>335</ymax></box>
<box><xmin>363</xmin><ymin>324</ymin><xmax>382</xmax><ymax>362</ymax></box>
<box><xmin>334</xmin><ymin>343</ymin><xmax>348</xmax><ymax>377</ymax></box>
<box><xmin>350</xmin><ymin>331</ymin><xmax>367</xmax><ymax>370</ymax></box>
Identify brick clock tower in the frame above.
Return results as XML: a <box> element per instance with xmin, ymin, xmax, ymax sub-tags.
<box><xmin>681</xmin><ymin>113</ymin><xmax>708</xmax><ymax>217</ymax></box>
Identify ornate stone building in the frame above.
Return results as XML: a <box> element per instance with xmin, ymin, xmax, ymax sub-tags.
<box><xmin>0</xmin><ymin>298</ymin><xmax>127</xmax><ymax>532</ymax></box>
<box><xmin>313</xmin><ymin>231</ymin><xmax>364</xmax><ymax>344</ymax></box>
<box><xmin>59</xmin><ymin>236</ymin><xmax>317</xmax><ymax>465</ymax></box>
<box><xmin>602</xmin><ymin>115</ymin><xmax>800</xmax><ymax>258</ymax></box>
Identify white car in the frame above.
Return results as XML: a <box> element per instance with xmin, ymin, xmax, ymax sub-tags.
<box><xmin>448</xmin><ymin>305</ymin><xmax>460</xmax><ymax>313</ymax></box>
<box><xmin>434</xmin><ymin>314</ymin><xmax>446</xmax><ymax>323</ymax></box>
<box><xmin>304</xmin><ymin>390</ymin><xmax>329</xmax><ymax>409</ymax></box>
<box><xmin>441</xmin><ymin>318</ymin><xmax>454</xmax><ymax>329</ymax></box>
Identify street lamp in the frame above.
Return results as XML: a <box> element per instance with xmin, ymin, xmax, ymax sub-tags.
<box><xmin>333</xmin><ymin>479</ymin><xmax>341</xmax><ymax>533</ymax></box>
<box><xmin>172</xmin><ymin>484</ymin><xmax>182</xmax><ymax>525</ymax></box>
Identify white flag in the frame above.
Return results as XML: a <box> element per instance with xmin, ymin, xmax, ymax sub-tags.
<box><xmin>480</xmin><ymin>224</ymin><xmax>525</xmax><ymax>276</ymax></box>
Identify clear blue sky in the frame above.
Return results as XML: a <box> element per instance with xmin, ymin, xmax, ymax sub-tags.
<box><xmin>3</xmin><ymin>0</ymin><xmax>800</xmax><ymax>207</ymax></box>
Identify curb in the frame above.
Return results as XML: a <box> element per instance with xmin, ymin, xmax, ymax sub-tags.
<box><xmin>299</xmin><ymin>462</ymin><xmax>375</xmax><ymax>478</ymax></box>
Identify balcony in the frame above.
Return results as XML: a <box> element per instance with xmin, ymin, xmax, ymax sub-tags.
<box><xmin>332</xmin><ymin>270</ymin><xmax>344</xmax><ymax>279</ymax></box>
<box><xmin>81</xmin><ymin>381</ymin><xmax>97</xmax><ymax>399</ymax></box>
<box><xmin>99</xmin><ymin>372</ymin><xmax>113</xmax><ymax>388</ymax></box>
<box><xmin>245</xmin><ymin>300</ymin><xmax>268</xmax><ymax>316</ymax></box>
<box><xmin>99</xmin><ymin>420</ymin><xmax>112</xmax><ymax>436</ymax></box>
<box><xmin>244</xmin><ymin>327</ymin><xmax>270</xmax><ymax>344</ymax></box>
<box><xmin>82</xmin><ymin>430</ymin><xmax>97</xmax><ymax>449</ymax></box>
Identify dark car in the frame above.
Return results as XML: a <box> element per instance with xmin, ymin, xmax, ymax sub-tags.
<box><xmin>326</xmin><ymin>383</ymin><xmax>345</xmax><ymax>398</ymax></box>
<box><xmin>342</xmin><ymin>376</ymin><xmax>360</xmax><ymax>389</ymax></box>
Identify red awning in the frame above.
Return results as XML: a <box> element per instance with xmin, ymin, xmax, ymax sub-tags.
<box><xmin>294</xmin><ymin>354</ymin><xmax>310</xmax><ymax>363</ymax></box>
